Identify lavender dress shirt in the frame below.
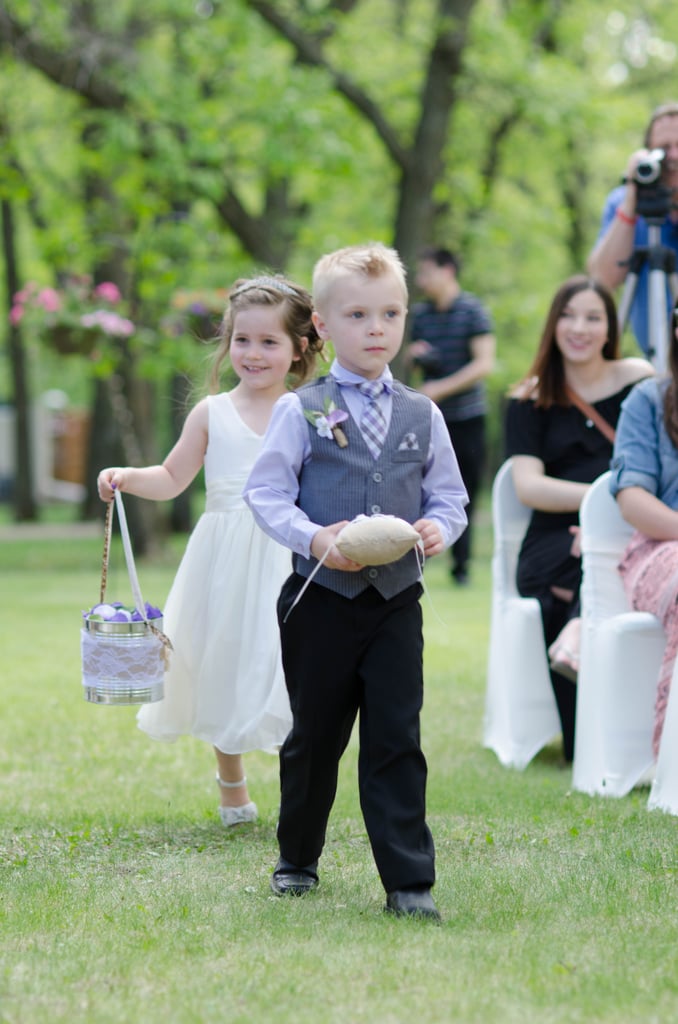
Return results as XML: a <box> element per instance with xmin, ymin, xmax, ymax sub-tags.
<box><xmin>243</xmin><ymin>360</ymin><xmax>468</xmax><ymax>558</ymax></box>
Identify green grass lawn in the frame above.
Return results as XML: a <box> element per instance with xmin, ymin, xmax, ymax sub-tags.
<box><xmin>1</xmin><ymin>504</ymin><xmax>677</xmax><ymax>1023</ymax></box>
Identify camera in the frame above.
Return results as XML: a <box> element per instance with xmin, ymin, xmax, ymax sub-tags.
<box><xmin>627</xmin><ymin>148</ymin><xmax>673</xmax><ymax>220</ymax></box>
<box><xmin>633</xmin><ymin>149</ymin><xmax>665</xmax><ymax>186</ymax></box>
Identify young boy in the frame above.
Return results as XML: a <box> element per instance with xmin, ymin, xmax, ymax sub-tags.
<box><xmin>243</xmin><ymin>243</ymin><xmax>468</xmax><ymax>920</ymax></box>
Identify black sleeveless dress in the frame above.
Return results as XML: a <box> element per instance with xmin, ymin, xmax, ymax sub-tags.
<box><xmin>504</xmin><ymin>384</ymin><xmax>636</xmax><ymax>761</ymax></box>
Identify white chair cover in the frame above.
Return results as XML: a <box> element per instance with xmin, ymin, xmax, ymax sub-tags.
<box><xmin>483</xmin><ymin>460</ymin><xmax>560</xmax><ymax>769</ymax></box>
<box><xmin>573</xmin><ymin>472</ymin><xmax>664</xmax><ymax>796</ymax></box>
<box><xmin>648</xmin><ymin>657</ymin><xmax>678</xmax><ymax>815</ymax></box>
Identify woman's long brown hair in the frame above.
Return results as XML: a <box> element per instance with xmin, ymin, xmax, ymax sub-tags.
<box><xmin>517</xmin><ymin>275</ymin><xmax>620</xmax><ymax>408</ymax></box>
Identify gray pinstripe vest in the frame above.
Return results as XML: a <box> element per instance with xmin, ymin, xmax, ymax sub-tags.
<box><xmin>295</xmin><ymin>376</ymin><xmax>431</xmax><ymax>599</ymax></box>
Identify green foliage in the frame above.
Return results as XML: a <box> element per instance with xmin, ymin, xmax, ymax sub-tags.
<box><xmin>2</xmin><ymin>0</ymin><xmax>678</xmax><ymax>458</ymax></box>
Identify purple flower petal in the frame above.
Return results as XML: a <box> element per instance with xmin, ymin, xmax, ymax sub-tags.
<box><xmin>326</xmin><ymin>409</ymin><xmax>349</xmax><ymax>428</ymax></box>
<box><xmin>88</xmin><ymin>603</ymin><xmax>118</xmax><ymax>620</ymax></box>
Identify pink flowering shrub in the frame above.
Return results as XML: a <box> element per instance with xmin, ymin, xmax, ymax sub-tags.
<box><xmin>9</xmin><ymin>275</ymin><xmax>134</xmax><ymax>346</ymax></box>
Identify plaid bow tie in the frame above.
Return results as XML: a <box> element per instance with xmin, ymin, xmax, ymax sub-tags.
<box><xmin>358</xmin><ymin>380</ymin><xmax>387</xmax><ymax>458</ymax></box>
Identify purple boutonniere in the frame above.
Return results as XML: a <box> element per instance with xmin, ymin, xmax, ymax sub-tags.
<box><xmin>304</xmin><ymin>398</ymin><xmax>349</xmax><ymax>447</ymax></box>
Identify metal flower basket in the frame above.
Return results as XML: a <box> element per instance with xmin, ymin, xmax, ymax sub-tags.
<box><xmin>81</xmin><ymin>490</ymin><xmax>172</xmax><ymax>705</ymax></box>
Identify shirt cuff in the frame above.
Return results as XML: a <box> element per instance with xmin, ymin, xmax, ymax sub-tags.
<box><xmin>609</xmin><ymin>456</ymin><xmax>657</xmax><ymax>498</ymax></box>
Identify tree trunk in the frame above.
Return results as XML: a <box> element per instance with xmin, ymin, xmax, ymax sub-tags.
<box><xmin>393</xmin><ymin>0</ymin><xmax>478</xmax><ymax>269</ymax></box>
<box><xmin>1</xmin><ymin>197</ymin><xmax>37</xmax><ymax>521</ymax></box>
<box><xmin>81</xmin><ymin>374</ymin><xmax>154</xmax><ymax>556</ymax></box>
<box><xmin>77</xmin><ymin>118</ymin><xmax>157</xmax><ymax>553</ymax></box>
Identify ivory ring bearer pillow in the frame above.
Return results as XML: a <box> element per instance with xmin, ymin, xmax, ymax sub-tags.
<box><xmin>335</xmin><ymin>514</ymin><xmax>422</xmax><ymax>566</ymax></box>
<box><xmin>282</xmin><ymin>514</ymin><xmax>424</xmax><ymax>622</ymax></box>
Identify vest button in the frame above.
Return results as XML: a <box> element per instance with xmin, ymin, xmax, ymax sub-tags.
<box><xmin>368</xmin><ymin>568</ymin><xmax>379</xmax><ymax>580</ymax></box>
<box><xmin>373</xmin><ymin>472</ymin><xmax>382</xmax><ymax>482</ymax></box>
<box><xmin>371</xmin><ymin>504</ymin><xmax>381</xmax><ymax>514</ymax></box>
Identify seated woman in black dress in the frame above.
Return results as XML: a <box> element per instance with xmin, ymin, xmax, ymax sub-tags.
<box><xmin>505</xmin><ymin>275</ymin><xmax>653</xmax><ymax>762</ymax></box>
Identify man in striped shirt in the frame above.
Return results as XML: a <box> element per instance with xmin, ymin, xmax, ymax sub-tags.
<box><xmin>408</xmin><ymin>247</ymin><xmax>495</xmax><ymax>585</ymax></box>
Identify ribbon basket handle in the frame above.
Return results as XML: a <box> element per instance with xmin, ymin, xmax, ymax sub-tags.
<box><xmin>100</xmin><ymin>490</ymin><xmax>172</xmax><ymax>652</ymax></box>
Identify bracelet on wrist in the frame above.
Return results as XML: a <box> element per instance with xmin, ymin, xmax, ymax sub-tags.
<box><xmin>616</xmin><ymin>207</ymin><xmax>637</xmax><ymax>226</ymax></box>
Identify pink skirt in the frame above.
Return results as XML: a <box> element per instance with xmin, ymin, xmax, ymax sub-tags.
<box><xmin>618</xmin><ymin>532</ymin><xmax>678</xmax><ymax>757</ymax></box>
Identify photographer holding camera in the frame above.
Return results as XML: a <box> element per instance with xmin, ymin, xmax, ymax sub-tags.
<box><xmin>407</xmin><ymin>247</ymin><xmax>495</xmax><ymax>585</ymax></box>
<box><xmin>588</xmin><ymin>102</ymin><xmax>678</xmax><ymax>357</ymax></box>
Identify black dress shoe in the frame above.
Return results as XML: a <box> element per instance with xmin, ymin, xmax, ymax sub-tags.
<box><xmin>385</xmin><ymin>888</ymin><xmax>441</xmax><ymax>921</ymax></box>
<box><xmin>270</xmin><ymin>858</ymin><xmax>319</xmax><ymax>897</ymax></box>
<box><xmin>451</xmin><ymin>567</ymin><xmax>469</xmax><ymax>586</ymax></box>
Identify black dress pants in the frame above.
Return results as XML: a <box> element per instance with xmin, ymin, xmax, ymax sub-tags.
<box><xmin>445</xmin><ymin>415</ymin><xmax>486</xmax><ymax>577</ymax></box>
<box><xmin>535</xmin><ymin>588</ymin><xmax>578</xmax><ymax>763</ymax></box>
<box><xmin>275</xmin><ymin>575</ymin><xmax>435</xmax><ymax>893</ymax></box>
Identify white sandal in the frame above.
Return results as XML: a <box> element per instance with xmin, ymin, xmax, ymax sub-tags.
<box><xmin>548</xmin><ymin>617</ymin><xmax>581</xmax><ymax>683</ymax></box>
<box><xmin>215</xmin><ymin>773</ymin><xmax>258</xmax><ymax>827</ymax></box>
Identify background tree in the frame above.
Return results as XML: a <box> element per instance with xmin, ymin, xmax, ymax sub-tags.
<box><xmin>1</xmin><ymin>0</ymin><xmax>677</xmax><ymax>520</ymax></box>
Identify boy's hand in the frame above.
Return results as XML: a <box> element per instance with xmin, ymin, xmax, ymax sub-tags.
<box><xmin>413</xmin><ymin>518</ymin><xmax>444</xmax><ymax>557</ymax></box>
<box><xmin>311</xmin><ymin>522</ymin><xmax>365</xmax><ymax>572</ymax></box>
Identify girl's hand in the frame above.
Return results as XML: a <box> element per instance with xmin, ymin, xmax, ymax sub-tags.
<box><xmin>310</xmin><ymin>522</ymin><xmax>365</xmax><ymax>572</ymax></box>
<box><xmin>413</xmin><ymin>518</ymin><xmax>444</xmax><ymax>557</ymax></box>
<box><xmin>97</xmin><ymin>468</ymin><xmax>127</xmax><ymax>502</ymax></box>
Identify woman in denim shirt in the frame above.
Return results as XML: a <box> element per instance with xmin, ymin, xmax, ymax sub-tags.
<box><xmin>611</xmin><ymin>305</ymin><xmax>678</xmax><ymax>756</ymax></box>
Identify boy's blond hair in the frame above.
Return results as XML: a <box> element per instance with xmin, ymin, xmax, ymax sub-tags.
<box><xmin>312</xmin><ymin>242</ymin><xmax>408</xmax><ymax>314</ymax></box>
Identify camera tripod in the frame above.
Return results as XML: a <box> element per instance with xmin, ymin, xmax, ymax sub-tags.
<box><xmin>617</xmin><ymin>220</ymin><xmax>678</xmax><ymax>373</ymax></box>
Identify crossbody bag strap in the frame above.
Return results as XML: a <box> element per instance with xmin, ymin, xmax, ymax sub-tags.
<box><xmin>565</xmin><ymin>385</ymin><xmax>616</xmax><ymax>445</ymax></box>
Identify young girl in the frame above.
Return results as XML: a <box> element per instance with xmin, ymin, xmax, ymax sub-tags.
<box><xmin>611</xmin><ymin>303</ymin><xmax>678</xmax><ymax>758</ymax></box>
<box><xmin>97</xmin><ymin>276</ymin><xmax>323</xmax><ymax>825</ymax></box>
<box><xmin>505</xmin><ymin>275</ymin><xmax>653</xmax><ymax>762</ymax></box>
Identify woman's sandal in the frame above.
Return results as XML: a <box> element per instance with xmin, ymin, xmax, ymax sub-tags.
<box><xmin>215</xmin><ymin>773</ymin><xmax>258</xmax><ymax>827</ymax></box>
<box><xmin>549</xmin><ymin>651</ymin><xmax>578</xmax><ymax>683</ymax></box>
<box><xmin>548</xmin><ymin>617</ymin><xmax>580</xmax><ymax>683</ymax></box>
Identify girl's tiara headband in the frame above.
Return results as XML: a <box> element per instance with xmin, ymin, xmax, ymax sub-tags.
<box><xmin>231</xmin><ymin>276</ymin><xmax>298</xmax><ymax>298</ymax></box>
